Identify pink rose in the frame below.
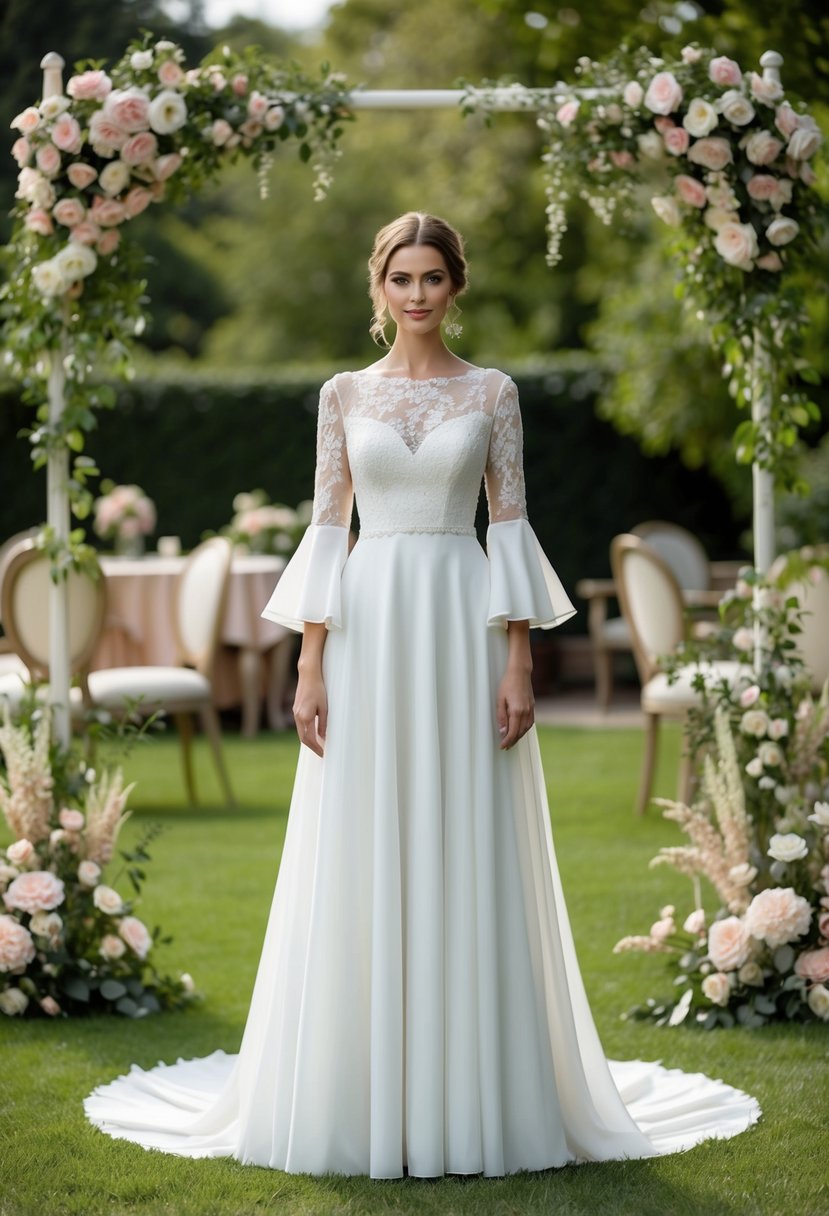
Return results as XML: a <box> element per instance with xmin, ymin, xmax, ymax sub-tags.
<box><xmin>100</xmin><ymin>933</ymin><xmax>126</xmax><ymax>961</ymax></box>
<box><xmin>121</xmin><ymin>131</ymin><xmax>158</xmax><ymax>166</ymax></box>
<box><xmin>6</xmin><ymin>840</ymin><xmax>34</xmax><ymax>867</ymax></box>
<box><xmin>97</xmin><ymin>229</ymin><xmax>121</xmax><ymax>257</ymax></box>
<box><xmin>39</xmin><ymin>995</ymin><xmax>61</xmax><ymax>1016</ymax></box>
<box><xmin>709</xmin><ymin>56</ymin><xmax>742</xmax><ymax>87</ymax></box>
<box><xmin>124</xmin><ymin>187</ymin><xmax>153</xmax><ymax>218</ymax></box>
<box><xmin>755</xmin><ymin>251</ymin><xmax>783</xmax><ymax>271</ymax></box>
<box><xmin>211</xmin><ymin>118</ymin><xmax>234</xmax><ymax>147</ymax></box>
<box><xmin>89</xmin><ymin>110</ymin><xmax>127</xmax><ymax>151</ymax></box>
<box><xmin>153</xmin><ymin>152</ymin><xmax>182</xmax><ymax>181</ymax></box>
<box><xmin>556</xmin><ymin>100</ymin><xmax>580</xmax><ymax>127</ymax></box>
<box><xmin>239</xmin><ymin>119</ymin><xmax>263</xmax><ymax>142</ymax></box>
<box><xmin>24</xmin><ymin>208</ymin><xmax>54</xmax><ymax>236</ymax></box>
<box><xmin>35</xmin><ymin>144</ymin><xmax>60</xmax><ymax>177</ymax></box>
<box><xmin>653</xmin><ymin>116</ymin><xmax>674</xmax><ymax>134</ymax></box>
<box><xmin>0</xmin><ymin>915</ymin><xmax>36</xmax><ymax>972</ymax></box>
<box><xmin>67</xmin><ymin>162</ymin><xmax>98</xmax><ymax>190</ymax></box>
<box><xmin>51</xmin><ymin>113</ymin><xmax>82</xmax><ymax>154</ymax></box>
<box><xmin>749</xmin><ymin>71</ymin><xmax>783</xmax><ymax>105</ymax></box>
<box><xmin>90</xmin><ymin>196</ymin><xmax>126</xmax><ymax>228</ymax></box>
<box><xmin>623</xmin><ymin>81</ymin><xmax>643</xmax><ymax>108</ymax></box>
<box><xmin>774</xmin><ymin>103</ymin><xmax>799</xmax><ymax>138</ymax></box>
<box><xmin>644</xmin><ymin>71</ymin><xmax>683</xmax><ymax>115</ymax></box>
<box><xmin>247</xmin><ymin>90</ymin><xmax>269</xmax><ymax>121</ymax></box>
<box><xmin>794</xmin><ymin>947</ymin><xmax>829</xmax><ymax>984</ymax></box>
<box><xmin>787</xmin><ymin>123</ymin><xmax>822</xmax><ymax>161</ymax></box>
<box><xmin>4</xmin><ymin>871</ymin><xmax>65</xmax><ymax>913</ymax></box>
<box><xmin>105</xmin><ymin>88</ymin><xmax>151</xmax><ymax>133</ymax></box>
<box><xmin>119</xmin><ymin>915</ymin><xmax>152</xmax><ymax>959</ymax></box>
<box><xmin>264</xmin><ymin>106</ymin><xmax>285</xmax><ymax>131</ymax></box>
<box><xmin>707</xmin><ymin>916</ymin><xmax>751</xmax><ymax>971</ymax></box>
<box><xmin>609</xmin><ymin>149</ymin><xmax>635</xmax><ymax>170</ymax></box>
<box><xmin>231</xmin><ymin>73</ymin><xmax>249</xmax><ymax>96</ymax></box>
<box><xmin>149</xmin><ymin>180</ymin><xmax>166</xmax><ymax>202</ymax></box>
<box><xmin>744</xmin><ymin>130</ymin><xmax>784</xmax><ymax>166</ymax></box>
<box><xmin>675</xmin><ymin>174</ymin><xmax>706</xmax><ymax>208</ymax></box>
<box><xmin>67</xmin><ymin>70</ymin><xmax>112</xmax><ymax>101</ymax></box>
<box><xmin>739</xmin><ymin>684</ymin><xmax>761</xmax><ymax>707</ymax></box>
<box><xmin>11</xmin><ymin>137</ymin><xmax>32</xmax><ymax>167</ymax></box>
<box><xmin>11</xmin><ymin>107</ymin><xmax>41</xmax><ymax>134</ymax></box>
<box><xmin>819</xmin><ymin>912</ymin><xmax>829</xmax><ymax>941</ymax></box>
<box><xmin>53</xmin><ymin>198</ymin><xmax>86</xmax><ymax>228</ymax></box>
<box><xmin>158</xmin><ymin>60</ymin><xmax>184</xmax><ymax>87</ymax></box>
<box><xmin>58</xmin><ymin>807</ymin><xmax>84</xmax><ymax>832</ymax></box>
<box><xmin>714</xmin><ymin>221</ymin><xmax>758</xmax><ymax>271</ymax></box>
<box><xmin>747</xmin><ymin>174</ymin><xmax>779</xmax><ymax>202</ymax></box>
<box><xmin>663</xmin><ymin>126</ymin><xmax>689</xmax><ymax>156</ymax></box>
<box><xmin>687</xmin><ymin>137</ymin><xmax>733</xmax><ymax>171</ymax></box>
<box><xmin>77</xmin><ymin>859</ymin><xmax>101</xmax><ymax>887</ymax></box>
<box><xmin>70</xmin><ymin>221</ymin><xmax>102</xmax><ymax>246</ymax></box>
<box><xmin>745</xmin><ymin>887</ymin><xmax>811</xmax><ymax>948</ymax></box>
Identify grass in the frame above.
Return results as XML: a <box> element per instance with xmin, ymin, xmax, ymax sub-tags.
<box><xmin>2</xmin><ymin>724</ymin><xmax>828</xmax><ymax>1216</ymax></box>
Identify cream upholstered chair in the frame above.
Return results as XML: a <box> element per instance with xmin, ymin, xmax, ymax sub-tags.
<box><xmin>0</xmin><ymin>536</ymin><xmax>108</xmax><ymax>711</ymax></box>
<box><xmin>0</xmin><ymin>529</ymin><xmax>41</xmax><ymax>681</ymax></box>
<box><xmin>87</xmin><ymin>537</ymin><xmax>236</xmax><ymax>807</ymax></box>
<box><xmin>582</xmin><ymin>521</ymin><xmax>732</xmax><ymax>710</ymax></box>
<box><xmin>789</xmin><ymin>570</ymin><xmax>829</xmax><ymax>693</ymax></box>
<box><xmin>610</xmin><ymin>533</ymin><xmax>745</xmax><ymax>814</ymax></box>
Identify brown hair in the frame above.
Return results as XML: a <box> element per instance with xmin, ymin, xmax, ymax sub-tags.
<box><xmin>367</xmin><ymin>212</ymin><xmax>468</xmax><ymax>347</ymax></box>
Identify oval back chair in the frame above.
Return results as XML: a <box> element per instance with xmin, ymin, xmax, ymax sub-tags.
<box><xmin>632</xmin><ymin>520</ymin><xmax>710</xmax><ymax>591</ymax></box>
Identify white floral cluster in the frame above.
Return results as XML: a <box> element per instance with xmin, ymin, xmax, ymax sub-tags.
<box><xmin>220</xmin><ymin>491</ymin><xmax>312</xmax><ymax>557</ymax></box>
<box><xmin>93</xmin><ymin>482</ymin><xmax>156</xmax><ymax>547</ymax></box>
<box><xmin>9</xmin><ymin>38</ymin><xmax>350</xmax><ymax>301</ymax></box>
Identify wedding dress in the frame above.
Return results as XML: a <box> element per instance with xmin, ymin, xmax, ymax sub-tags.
<box><xmin>85</xmin><ymin>367</ymin><xmax>759</xmax><ymax>1176</ymax></box>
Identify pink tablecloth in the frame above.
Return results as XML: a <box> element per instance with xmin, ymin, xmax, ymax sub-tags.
<box><xmin>94</xmin><ymin>554</ymin><xmax>289</xmax><ymax>711</ymax></box>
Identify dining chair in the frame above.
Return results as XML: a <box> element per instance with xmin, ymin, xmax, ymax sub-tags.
<box><xmin>789</xmin><ymin>569</ymin><xmax>829</xmax><ymax>693</ymax></box>
<box><xmin>582</xmin><ymin>520</ymin><xmax>730</xmax><ymax>710</ymax></box>
<box><xmin>0</xmin><ymin>528</ymin><xmax>41</xmax><ymax>681</ymax></box>
<box><xmin>0</xmin><ymin>536</ymin><xmax>108</xmax><ymax>712</ymax></box>
<box><xmin>610</xmin><ymin>533</ymin><xmax>745</xmax><ymax>814</ymax></box>
<box><xmin>87</xmin><ymin>537</ymin><xmax>236</xmax><ymax>808</ymax></box>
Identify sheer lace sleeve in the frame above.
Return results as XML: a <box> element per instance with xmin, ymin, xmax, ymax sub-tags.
<box><xmin>484</xmin><ymin>376</ymin><xmax>527</xmax><ymax>524</ymax></box>
<box><xmin>311</xmin><ymin>378</ymin><xmax>354</xmax><ymax>527</ymax></box>
<box><xmin>484</xmin><ymin>374</ymin><xmax>576</xmax><ymax>631</ymax></box>
<box><xmin>261</xmin><ymin>379</ymin><xmax>352</xmax><ymax>632</ymax></box>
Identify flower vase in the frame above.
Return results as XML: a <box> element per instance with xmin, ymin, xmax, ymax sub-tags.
<box><xmin>115</xmin><ymin>533</ymin><xmax>146</xmax><ymax>558</ymax></box>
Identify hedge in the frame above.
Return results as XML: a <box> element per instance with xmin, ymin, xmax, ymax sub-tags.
<box><xmin>1</xmin><ymin>355</ymin><xmax>746</xmax><ymax>631</ymax></box>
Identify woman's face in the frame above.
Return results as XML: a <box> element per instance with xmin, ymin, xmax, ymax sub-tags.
<box><xmin>382</xmin><ymin>244</ymin><xmax>455</xmax><ymax>338</ymax></box>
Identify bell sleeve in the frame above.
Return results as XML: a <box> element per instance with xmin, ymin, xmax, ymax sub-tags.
<box><xmin>484</xmin><ymin>376</ymin><xmax>576</xmax><ymax>630</ymax></box>
<box><xmin>261</xmin><ymin>378</ymin><xmax>353</xmax><ymax>632</ymax></box>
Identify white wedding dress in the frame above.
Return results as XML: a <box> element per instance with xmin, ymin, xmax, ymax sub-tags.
<box><xmin>85</xmin><ymin>368</ymin><xmax>759</xmax><ymax>1176</ymax></box>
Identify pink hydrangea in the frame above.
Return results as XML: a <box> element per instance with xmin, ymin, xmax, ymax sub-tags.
<box><xmin>0</xmin><ymin>915</ymin><xmax>36</xmax><ymax>972</ymax></box>
<box><xmin>3</xmin><ymin>871</ymin><xmax>65</xmax><ymax>914</ymax></box>
<box><xmin>744</xmin><ymin>887</ymin><xmax>811</xmax><ymax>949</ymax></box>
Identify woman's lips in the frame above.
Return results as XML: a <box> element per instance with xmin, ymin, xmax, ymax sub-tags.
<box><xmin>405</xmin><ymin>309</ymin><xmax>430</xmax><ymax>318</ymax></box>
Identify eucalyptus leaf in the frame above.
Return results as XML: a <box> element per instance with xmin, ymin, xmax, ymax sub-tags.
<box><xmin>100</xmin><ymin>979</ymin><xmax>128</xmax><ymax>1001</ymax></box>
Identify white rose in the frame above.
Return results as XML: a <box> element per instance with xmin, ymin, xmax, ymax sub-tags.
<box><xmin>767</xmin><ymin>718</ymin><xmax>789</xmax><ymax>740</ymax></box>
<box><xmin>743</xmin><ymin>129</ymin><xmax>784</xmax><ymax>165</ymax></box>
<box><xmin>6</xmin><ymin>840</ymin><xmax>34</xmax><ymax>867</ymax></box>
<box><xmin>0</xmin><ymin>987</ymin><xmax>29</xmax><ymax>1016</ymax></box>
<box><xmin>39</xmin><ymin>94</ymin><xmax>71</xmax><ymax>120</ymax></box>
<box><xmin>55</xmin><ymin>242</ymin><xmax>98</xmax><ymax>282</ymax></box>
<box><xmin>704</xmin><ymin>207</ymin><xmax>738</xmax><ymax>232</ymax></box>
<box><xmin>768</xmin><ymin>832</ymin><xmax>808</xmax><ymax>863</ymax></box>
<box><xmin>745</xmin><ymin>756</ymin><xmax>764</xmax><ymax>778</ymax></box>
<box><xmin>702</xmin><ymin>972</ymin><xmax>731</xmax><ymax>1006</ymax></box>
<box><xmin>130</xmin><ymin>50</ymin><xmax>154</xmax><ymax>70</ymax></box>
<box><xmin>99</xmin><ymin>159</ymin><xmax>130</xmax><ymax>196</ymax></box>
<box><xmin>759</xmin><ymin>742</ymin><xmax>783</xmax><ymax>768</ymax></box>
<box><xmin>623</xmin><ymin>81</ymin><xmax>644</xmax><ymax>108</ymax></box>
<box><xmin>683</xmin><ymin>908</ymin><xmax>706</xmax><ymax>935</ymax></box>
<box><xmin>32</xmin><ymin>259</ymin><xmax>68</xmax><ymax>297</ymax></box>
<box><xmin>808</xmin><ymin>801</ymin><xmax>829</xmax><ymax>828</ymax></box>
<box><xmin>180</xmin><ymin>972</ymin><xmax>195</xmax><ymax>993</ymax></box>
<box><xmin>29</xmin><ymin>910</ymin><xmax>62</xmax><ymax>938</ymax></box>
<box><xmin>77</xmin><ymin>859</ymin><xmax>101</xmax><ymax>887</ymax></box>
<box><xmin>766</xmin><ymin>216</ymin><xmax>799</xmax><ymax>246</ymax></box>
<box><xmin>718</xmin><ymin>89</ymin><xmax>754</xmax><ymax>126</ymax></box>
<box><xmin>738</xmin><ymin>961</ymin><xmax>764</xmax><ymax>986</ymax></box>
<box><xmin>92</xmin><ymin>884</ymin><xmax>124</xmax><ymax>915</ymax></box>
<box><xmin>741</xmin><ymin>708</ymin><xmax>769</xmax><ymax>737</ymax></box>
<box><xmin>729</xmin><ymin>862</ymin><xmax>758</xmax><ymax>887</ymax></box>
<box><xmin>787</xmin><ymin>123</ymin><xmax>822</xmax><ymax>161</ymax></box>
<box><xmin>682</xmin><ymin>97</ymin><xmax>718</xmax><ymax>137</ymax></box>
<box><xmin>714</xmin><ymin>221</ymin><xmax>759</xmax><ymax>271</ymax></box>
<box><xmin>637</xmin><ymin>131</ymin><xmax>664</xmax><ymax>160</ymax></box>
<box><xmin>732</xmin><ymin>626</ymin><xmax>754</xmax><ymax>652</ymax></box>
<box><xmin>148</xmin><ymin>89</ymin><xmax>188</xmax><ymax>135</ymax></box>
<box><xmin>808</xmin><ymin>984</ymin><xmax>829</xmax><ymax>1021</ymax></box>
<box><xmin>774</xmin><ymin>785</ymin><xmax>796</xmax><ymax>805</ymax></box>
<box><xmin>99</xmin><ymin>933</ymin><xmax>126</xmax><ymax>961</ymax></box>
<box><xmin>651</xmin><ymin>195</ymin><xmax>680</xmax><ymax>226</ymax></box>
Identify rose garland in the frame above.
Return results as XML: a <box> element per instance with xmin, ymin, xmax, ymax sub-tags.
<box><xmin>2</xmin><ymin>35</ymin><xmax>352</xmax><ymax>535</ymax></box>
<box><xmin>465</xmin><ymin>44</ymin><xmax>826</xmax><ymax>488</ymax></box>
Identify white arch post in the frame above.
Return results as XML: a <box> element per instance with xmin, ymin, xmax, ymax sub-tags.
<box><xmin>37</xmin><ymin>53</ymin><xmax>782</xmax><ymax>734</ymax></box>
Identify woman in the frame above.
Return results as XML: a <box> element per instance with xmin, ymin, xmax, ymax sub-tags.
<box><xmin>86</xmin><ymin>213</ymin><xmax>759</xmax><ymax>1176</ymax></box>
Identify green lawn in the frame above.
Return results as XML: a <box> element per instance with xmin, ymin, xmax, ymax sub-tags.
<box><xmin>2</xmin><ymin>725</ymin><xmax>827</xmax><ymax>1216</ymax></box>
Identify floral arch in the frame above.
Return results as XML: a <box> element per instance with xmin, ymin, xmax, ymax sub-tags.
<box><xmin>2</xmin><ymin>35</ymin><xmax>825</xmax><ymax>743</ymax></box>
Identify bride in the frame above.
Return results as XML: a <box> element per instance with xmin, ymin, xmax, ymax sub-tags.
<box><xmin>85</xmin><ymin>212</ymin><xmax>759</xmax><ymax>1177</ymax></box>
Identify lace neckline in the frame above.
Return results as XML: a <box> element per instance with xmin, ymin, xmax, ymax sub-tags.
<box><xmin>354</xmin><ymin>366</ymin><xmax>486</xmax><ymax>384</ymax></box>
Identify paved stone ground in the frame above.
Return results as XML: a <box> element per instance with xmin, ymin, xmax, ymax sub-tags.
<box><xmin>534</xmin><ymin>685</ymin><xmax>643</xmax><ymax>728</ymax></box>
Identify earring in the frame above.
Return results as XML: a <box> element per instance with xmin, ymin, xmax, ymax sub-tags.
<box><xmin>444</xmin><ymin>298</ymin><xmax>463</xmax><ymax>339</ymax></box>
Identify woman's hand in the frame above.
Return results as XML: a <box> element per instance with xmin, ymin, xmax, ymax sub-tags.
<box><xmin>497</xmin><ymin>620</ymin><xmax>534</xmax><ymax>749</ymax></box>
<box><xmin>293</xmin><ymin>622</ymin><xmax>328</xmax><ymax>757</ymax></box>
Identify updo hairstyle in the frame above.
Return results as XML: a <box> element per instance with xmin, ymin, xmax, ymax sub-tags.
<box><xmin>367</xmin><ymin>212</ymin><xmax>468</xmax><ymax>347</ymax></box>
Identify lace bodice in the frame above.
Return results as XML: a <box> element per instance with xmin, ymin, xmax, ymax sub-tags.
<box><xmin>310</xmin><ymin>367</ymin><xmax>527</xmax><ymax>537</ymax></box>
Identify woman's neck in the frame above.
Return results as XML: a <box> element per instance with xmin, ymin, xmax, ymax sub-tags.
<box><xmin>374</xmin><ymin>332</ymin><xmax>469</xmax><ymax>379</ymax></box>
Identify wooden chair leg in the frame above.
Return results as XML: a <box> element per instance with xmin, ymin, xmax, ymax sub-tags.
<box><xmin>201</xmin><ymin>703</ymin><xmax>236</xmax><ymax>808</ymax></box>
<box><xmin>637</xmin><ymin>712</ymin><xmax>660</xmax><ymax>815</ymax></box>
<box><xmin>174</xmin><ymin>712</ymin><xmax>198</xmax><ymax>806</ymax></box>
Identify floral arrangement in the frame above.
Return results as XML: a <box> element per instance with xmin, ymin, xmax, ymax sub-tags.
<box><xmin>216</xmin><ymin>491</ymin><xmax>311</xmax><ymax>557</ymax></box>
<box><xmin>0</xmin><ymin>705</ymin><xmax>194</xmax><ymax>1017</ymax></box>
<box><xmin>2</xmin><ymin>35</ymin><xmax>352</xmax><ymax>538</ymax></box>
<box><xmin>615</xmin><ymin>550</ymin><xmax>829</xmax><ymax>1028</ymax></box>
<box><xmin>464</xmin><ymin>46</ymin><xmax>826</xmax><ymax>487</ymax></box>
<box><xmin>93</xmin><ymin>480</ymin><xmax>156</xmax><ymax>554</ymax></box>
